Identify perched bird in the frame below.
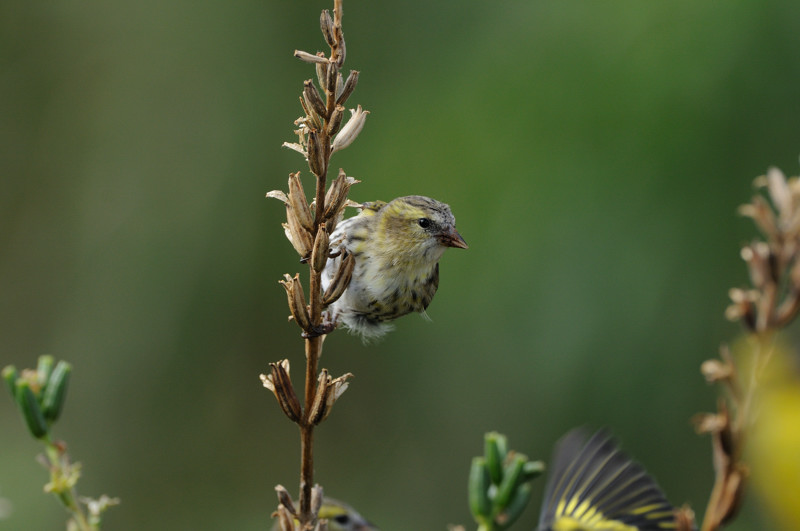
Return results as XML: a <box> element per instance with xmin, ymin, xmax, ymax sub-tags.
<box><xmin>538</xmin><ymin>429</ymin><xmax>684</xmax><ymax>531</ymax></box>
<box><xmin>271</xmin><ymin>497</ymin><xmax>378</xmax><ymax>531</ymax></box>
<box><xmin>323</xmin><ymin>195</ymin><xmax>467</xmax><ymax>340</ymax></box>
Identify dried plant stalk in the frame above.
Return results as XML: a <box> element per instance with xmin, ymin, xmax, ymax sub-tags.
<box><xmin>263</xmin><ymin>0</ymin><xmax>368</xmax><ymax>528</ymax></box>
<box><xmin>694</xmin><ymin>167</ymin><xmax>800</xmax><ymax>530</ymax></box>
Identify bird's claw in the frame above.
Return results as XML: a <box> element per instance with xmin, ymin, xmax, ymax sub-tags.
<box><xmin>302</xmin><ymin>318</ymin><xmax>337</xmax><ymax>338</ymax></box>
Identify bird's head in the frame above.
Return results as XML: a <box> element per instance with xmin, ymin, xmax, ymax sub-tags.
<box><xmin>377</xmin><ymin>195</ymin><xmax>467</xmax><ymax>263</ymax></box>
<box><xmin>318</xmin><ymin>498</ymin><xmax>378</xmax><ymax>531</ymax></box>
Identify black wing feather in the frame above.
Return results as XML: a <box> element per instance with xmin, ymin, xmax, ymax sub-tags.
<box><xmin>538</xmin><ymin>428</ymin><xmax>681</xmax><ymax>530</ymax></box>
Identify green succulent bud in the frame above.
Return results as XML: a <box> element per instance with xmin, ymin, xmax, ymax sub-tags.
<box><xmin>16</xmin><ymin>380</ymin><xmax>49</xmax><ymax>439</ymax></box>
<box><xmin>2</xmin><ymin>365</ymin><xmax>19</xmax><ymax>399</ymax></box>
<box><xmin>468</xmin><ymin>457</ymin><xmax>492</xmax><ymax>524</ymax></box>
<box><xmin>42</xmin><ymin>361</ymin><xmax>71</xmax><ymax>423</ymax></box>
<box><xmin>37</xmin><ymin>355</ymin><xmax>55</xmax><ymax>388</ymax></box>
<box><xmin>497</xmin><ymin>482</ymin><xmax>532</xmax><ymax>529</ymax></box>
<box><xmin>493</xmin><ymin>454</ymin><xmax>526</xmax><ymax>509</ymax></box>
<box><xmin>484</xmin><ymin>432</ymin><xmax>507</xmax><ymax>486</ymax></box>
<box><xmin>522</xmin><ymin>460</ymin><xmax>545</xmax><ymax>483</ymax></box>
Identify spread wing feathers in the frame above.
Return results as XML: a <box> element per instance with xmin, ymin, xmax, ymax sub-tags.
<box><xmin>538</xmin><ymin>429</ymin><xmax>678</xmax><ymax>531</ymax></box>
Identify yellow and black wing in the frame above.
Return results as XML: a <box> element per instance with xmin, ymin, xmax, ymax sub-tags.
<box><xmin>538</xmin><ymin>429</ymin><xmax>680</xmax><ymax>531</ymax></box>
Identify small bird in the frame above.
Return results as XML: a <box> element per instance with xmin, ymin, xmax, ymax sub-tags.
<box><xmin>271</xmin><ymin>497</ymin><xmax>378</xmax><ymax>531</ymax></box>
<box><xmin>322</xmin><ymin>195</ymin><xmax>467</xmax><ymax>340</ymax></box>
<box><xmin>538</xmin><ymin>429</ymin><xmax>684</xmax><ymax>531</ymax></box>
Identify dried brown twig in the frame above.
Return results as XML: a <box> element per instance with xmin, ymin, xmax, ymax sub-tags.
<box><xmin>261</xmin><ymin>1</ymin><xmax>368</xmax><ymax>529</ymax></box>
<box><xmin>694</xmin><ymin>167</ymin><xmax>800</xmax><ymax>531</ymax></box>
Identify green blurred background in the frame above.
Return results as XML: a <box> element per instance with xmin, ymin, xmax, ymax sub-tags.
<box><xmin>2</xmin><ymin>0</ymin><xmax>799</xmax><ymax>529</ymax></box>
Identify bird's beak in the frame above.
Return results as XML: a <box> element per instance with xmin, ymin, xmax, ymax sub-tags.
<box><xmin>439</xmin><ymin>228</ymin><xmax>468</xmax><ymax>249</ymax></box>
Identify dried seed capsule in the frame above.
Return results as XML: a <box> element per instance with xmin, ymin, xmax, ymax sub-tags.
<box><xmin>281</xmin><ymin>274</ymin><xmax>312</xmax><ymax>331</ymax></box>
<box><xmin>311</xmin><ymin>226</ymin><xmax>330</xmax><ymax>273</ymax></box>
<box><xmin>325</xmin><ymin>62</ymin><xmax>339</xmax><ymax>96</ymax></box>
<box><xmin>282</xmin><ymin>222</ymin><xmax>311</xmax><ymax>259</ymax></box>
<box><xmin>326</xmin><ymin>105</ymin><xmax>344</xmax><ymax>136</ymax></box>
<box><xmin>270</xmin><ymin>361</ymin><xmax>302</xmax><ymax>423</ymax></box>
<box><xmin>294</xmin><ymin>50</ymin><xmax>330</xmax><ymax>64</ymax></box>
<box><xmin>303</xmin><ymin>80</ymin><xmax>328</xmax><ymax>120</ymax></box>
<box><xmin>336</xmin><ymin>71</ymin><xmax>359</xmax><ymax>106</ymax></box>
<box><xmin>307</xmin><ymin>370</ymin><xmax>331</xmax><ymax>425</ymax></box>
<box><xmin>331</xmin><ymin>106</ymin><xmax>368</xmax><ymax>153</ymax></box>
<box><xmin>320</xmin><ymin>10</ymin><xmax>336</xmax><ymax>47</ymax></box>
<box><xmin>309</xmin><ymin>371</ymin><xmax>351</xmax><ymax>425</ymax></box>
<box><xmin>311</xmin><ymin>485</ymin><xmax>324</xmax><ymax>517</ymax></box>
<box><xmin>301</xmin><ymin>98</ymin><xmax>322</xmax><ymax>132</ymax></box>
<box><xmin>285</xmin><ymin>202</ymin><xmax>313</xmax><ymax>258</ymax></box>
<box><xmin>316</xmin><ymin>62</ymin><xmax>328</xmax><ymax>95</ymax></box>
<box><xmin>307</xmin><ymin>130</ymin><xmax>330</xmax><ymax>178</ymax></box>
<box><xmin>323</xmin><ymin>169</ymin><xmax>345</xmax><ymax>216</ymax></box>
<box><xmin>288</xmin><ymin>172</ymin><xmax>314</xmax><ymax>233</ymax></box>
<box><xmin>276</xmin><ymin>505</ymin><xmax>294</xmax><ymax>531</ymax></box>
<box><xmin>322</xmin><ymin>251</ymin><xmax>355</xmax><ymax>306</ymax></box>
<box><xmin>324</xmin><ymin>172</ymin><xmax>359</xmax><ymax>220</ymax></box>
<box><xmin>275</xmin><ymin>485</ymin><xmax>297</xmax><ymax>516</ymax></box>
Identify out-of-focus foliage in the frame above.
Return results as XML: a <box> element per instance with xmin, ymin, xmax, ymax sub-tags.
<box><xmin>2</xmin><ymin>0</ymin><xmax>799</xmax><ymax>529</ymax></box>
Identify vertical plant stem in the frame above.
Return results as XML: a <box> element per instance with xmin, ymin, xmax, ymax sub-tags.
<box><xmin>298</xmin><ymin>120</ymin><xmax>328</xmax><ymax>525</ymax></box>
<box><xmin>299</xmin><ymin>335</ymin><xmax>322</xmax><ymax>523</ymax></box>
<box><xmin>299</xmin><ymin>422</ymin><xmax>315</xmax><ymax>522</ymax></box>
<box><xmin>315</xmin><ymin>173</ymin><xmax>328</xmax><ymax>227</ymax></box>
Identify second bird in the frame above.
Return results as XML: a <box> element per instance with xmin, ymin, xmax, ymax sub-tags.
<box><xmin>322</xmin><ymin>195</ymin><xmax>467</xmax><ymax>340</ymax></box>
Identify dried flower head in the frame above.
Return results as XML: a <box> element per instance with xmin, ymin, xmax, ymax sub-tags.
<box><xmin>729</xmin><ymin>168</ymin><xmax>800</xmax><ymax>331</ymax></box>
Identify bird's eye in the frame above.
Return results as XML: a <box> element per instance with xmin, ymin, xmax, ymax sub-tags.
<box><xmin>417</xmin><ymin>218</ymin><xmax>431</xmax><ymax>229</ymax></box>
<box><xmin>333</xmin><ymin>514</ymin><xmax>351</xmax><ymax>525</ymax></box>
